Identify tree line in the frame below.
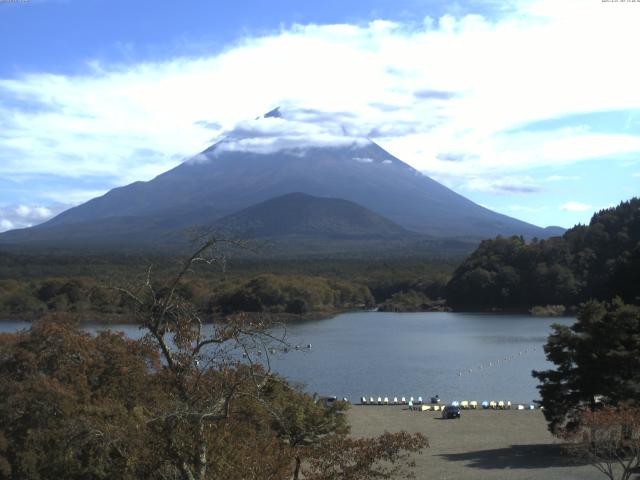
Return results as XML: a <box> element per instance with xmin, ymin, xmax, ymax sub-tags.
<box><xmin>0</xmin><ymin>257</ymin><xmax>454</xmax><ymax>320</ymax></box>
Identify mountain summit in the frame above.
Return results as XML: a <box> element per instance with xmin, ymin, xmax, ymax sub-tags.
<box><xmin>0</xmin><ymin>107</ymin><xmax>561</xmax><ymax>252</ymax></box>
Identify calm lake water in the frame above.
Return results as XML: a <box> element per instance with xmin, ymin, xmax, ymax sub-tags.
<box><xmin>0</xmin><ymin>312</ymin><xmax>574</xmax><ymax>404</ymax></box>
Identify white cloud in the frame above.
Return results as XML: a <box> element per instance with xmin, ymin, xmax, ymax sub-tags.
<box><xmin>560</xmin><ymin>201</ymin><xmax>592</xmax><ymax>212</ymax></box>
<box><xmin>507</xmin><ymin>205</ymin><xmax>548</xmax><ymax>213</ymax></box>
<box><xmin>41</xmin><ymin>189</ymin><xmax>109</xmax><ymax>205</ymax></box>
<box><xmin>353</xmin><ymin>157</ymin><xmax>374</xmax><ymax>163</ymax></box>
<box><xmin>0</xmin><ymin>204</ymin><xmax>63</xmax><ymax>232</ymax></box>
<box><xmin>15</xmin><ymin>205</ymin><xmax>52</xmax><ymax>219</ymax></box>
<box><xmin>545</xmin><ymin>175</ymin><xmax>580</xmax><ymax>182</ymax></box>
<box><xmin>0</xmin><ymin>219</ymin><xmax>14</xmax><ymax>232</ymax></box>
<box><xmin>211</xmin><ymin>111</ymin><xmax>370</xmax><ymax>155</ymax></box>
<box><xmin>0</xmin><ymin>0</ymin><xmax>638</xmax><ymax>195</ymax></box>
<box><xmin>464</xmin><ymin>175</ymin><xmax>543</xmax><ymax>194</ymax></box>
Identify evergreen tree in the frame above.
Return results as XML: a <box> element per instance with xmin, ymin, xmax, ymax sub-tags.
<box><xmin>533</xmin><ymin>300</ymin><xmax>640</xmax><ymax>433</ymax></box>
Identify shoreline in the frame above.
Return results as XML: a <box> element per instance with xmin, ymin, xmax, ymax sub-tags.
<box><xmin>0</xmin><ymin>308</ymin><xmax>350</xmax><ymax>325</ymax></box>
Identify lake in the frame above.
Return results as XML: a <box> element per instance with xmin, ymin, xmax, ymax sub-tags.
<box><xmin>0</xmin><ymin>311</ymin><xmax>573</xmax><ymax>405</ymax></box>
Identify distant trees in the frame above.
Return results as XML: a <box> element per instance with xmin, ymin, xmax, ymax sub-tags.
<box><xmin>447</xmin><ymin>198</ymin><xmax>640</xmax><ymax>310</ymax></box>
<box><xmin>212</xmin><ymin>274</ymin><xmax>375</xmax><ymax>315</ymax></box>
<box><xmin>0</xmin><ymin>273</ymin><xmax>376</xmax><ymax>321</ymax></box>
<box><xmin>378</xmin><ymin>289</ymin><xmax>448</xmax><ymax>312</ymax></box>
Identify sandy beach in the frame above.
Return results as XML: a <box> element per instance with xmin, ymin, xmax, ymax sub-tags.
<box><xmin>347</xmin><ymin>405</ymin><xmax>604</xmax><ymax>480</ymax></box>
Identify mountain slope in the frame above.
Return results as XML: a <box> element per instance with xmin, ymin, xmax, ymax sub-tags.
<box><xmin>0</xmin><ymin>108</ymin><xmax>563</xmax><ymax>252</ymax></box>
<box><xmin>215</xmin><ymin>192</ymin><xmax>411</xmax><ymax>239</ymax></box>
<box><xmin>32</xmin><ymin>140</ymin><xmax>551</xmax><ymax>237</ymax></box>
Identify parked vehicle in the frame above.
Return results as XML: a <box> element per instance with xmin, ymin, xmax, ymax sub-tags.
<box><xmin>442</xmin><ymin>405</ymin><xmax>461</xmax><ymax>419</ymax></box>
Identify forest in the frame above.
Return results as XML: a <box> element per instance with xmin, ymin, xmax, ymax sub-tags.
<box><xmin>446</xmin><ymin>198</ymin><xmax>640</xmax><ymax>310</ymax></box>
<box><xmin>0</xmin><ymin>253</ymin><xmax>455</xmax><ymax>321</ymax></box>
<box><xmin>2</xmin><ymin>198</ymin><xmax>639</xmax><ymax>319</ymax></box>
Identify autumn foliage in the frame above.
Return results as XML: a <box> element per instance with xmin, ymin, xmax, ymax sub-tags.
<box><xmin>0</xmin><ymin>237</ymin><xmax>428</xmax><ymax>480</ymax></box>
<box><xmin>562</xmin><ymin>406</ymin><xmax>640</xmax><ymax>480</ymax></box>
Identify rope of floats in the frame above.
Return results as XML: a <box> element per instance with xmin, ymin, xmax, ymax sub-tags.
<box><xmin>355</xmin><ymin>346</ymin><xmax>544</xmax><ymax>410</ymax></box>
<box><xmin>456</xmin><ymin>346</ymin><xmax>539</xmax><ymax>377</ymax></box>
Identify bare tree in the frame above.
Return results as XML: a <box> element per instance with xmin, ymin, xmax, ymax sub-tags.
<box><xmin>562</xmin><ymin>406</ymin><xmax>640</xmax><ymax>480</ymax></box>
<box><xmin>117</xmin><ymin>236</ymin><xmax>286</xmax><ymax>480</ymax></box>
<box><xmin>115</xmin><ymin>235</ymin><xmax>428</xmax><ymax>480</ymax></box>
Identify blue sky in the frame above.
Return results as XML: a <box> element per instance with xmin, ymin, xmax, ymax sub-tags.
<box><xmin>1</xmin><ymin>0</ymin><xmax>639</xmax><ymax>232</ymax></box>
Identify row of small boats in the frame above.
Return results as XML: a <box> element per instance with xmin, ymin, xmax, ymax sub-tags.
<box><xmin>360</xmin><ymin>396</ymin><xmax>540</xmax><ymax>410</ymax></box>
<box><xmin>360</xmin><ymin>396</ymin><xmax>436</xmax><ymax>405</ymax></box>
<box><xmin>451</xmin><ymin>400</ymin><xmax>539</xmax><ymax>410</ymax></box>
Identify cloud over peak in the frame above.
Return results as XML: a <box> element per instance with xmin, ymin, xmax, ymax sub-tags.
<box><xmin>206</xmin><ymin>106</ymin><xmax>371</xmax><ymax>156</ymax></box>
<box><xmin>0</xmin><ymin>0</ymin><xmax>638</xmax><ymax>227</ymax></box>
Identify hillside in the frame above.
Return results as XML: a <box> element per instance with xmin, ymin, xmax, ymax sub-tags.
<box><xmin>215</xmin><ymin>192</ymin><xmax>412</xmax><ymax>239</ymax></box>
<box><xmin>446</xmin><ymin>197</ymin><xmax>640</xmax><ymax>310</ymax></box>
